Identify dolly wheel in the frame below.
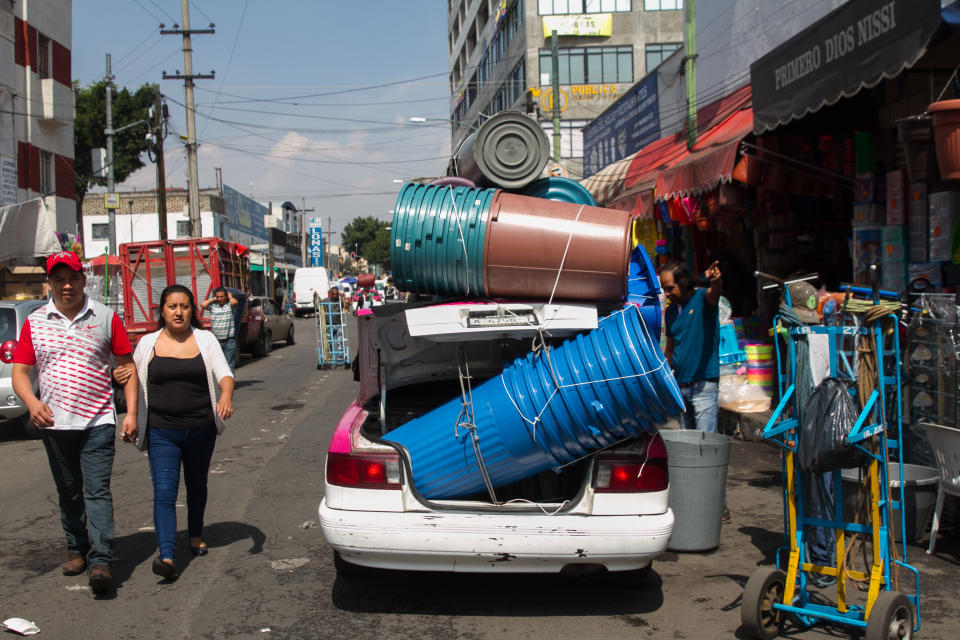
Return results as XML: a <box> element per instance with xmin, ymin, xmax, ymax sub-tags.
<box><xmin>741</xmin><ymin>568</ymin><xmax>787</xmax><ymax>640</ymax></box>
<box><xmin>866</xmin><ymin>592</ymin><xmax>914</xmax><ymax>640</ymax></box>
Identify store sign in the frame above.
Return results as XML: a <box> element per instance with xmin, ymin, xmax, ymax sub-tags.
<box><xmin>309</xmin><ymin>218</ymin><xmax>323</xmax><ymax>267</ymax></box>
<box><xmin>542</xmin><ymin>13</ymin><xmax>612</xmax><ymax>37</ymax></box>
<box><xmin>0</xmin><ymin>155</ymin><xmax>17</xmax><ymax>206</ymax></box>
<box><xmin>222</xmin><ymin>184</ymin><xmax>268</xmax><ymax>245</ymax></box>
<box><xmin>751</xmin><ymin>0</ymin><xmax>941</xmax><ymax>134</ymax></box>
<box><xmin>582</xmin><ymin>74</ymin><xmax>660</xmax><ymax>177</ymax></box>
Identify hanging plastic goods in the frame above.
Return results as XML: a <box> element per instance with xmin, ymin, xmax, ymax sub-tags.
<box><xmin>797</xmin><ymin>378</ymin><xmax>868</xmax><ymax>473</ymax></box>
<box><xmin>384</xmin><ymin>305</ymin><xmax>683</xmax><ymax>499</ymax></box>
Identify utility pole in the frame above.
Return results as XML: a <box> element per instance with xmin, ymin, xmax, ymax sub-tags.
<box><xmin>323</xmin><ymin>216</ymin><xmax>336</xmax><ymax>274</ymax></box>
<box><xmin>684</xmin><ymin>0</ymin><xmax>698</xmax><ymax>149</ymax></box>
<box><xmin>104</xmin><ymin>54</ymin><xmax>117</xmax><ymax>255</ymax></box>
<box><xmin>550</xmin><ymin>30</ymin><xmax>562</xmax><ymax>162</ymax></box>
<box><xmin>152</xmin><ymin>85</ymin><xmax>168</xmax><ymax>240</ymax></box>
<box><xmin>161</xmin><ymin>0</ymin><xmax>214</xmax><ymax>238</ymax></box>
<box><xmin>299</xmin><ymin>197</ymin><xmax>315</xmax><ymax>267</ymax></box>
<box><xmin>267</xmin><ymin>201</ymin><xmax>274</xmax><ymax>299</ymax></box>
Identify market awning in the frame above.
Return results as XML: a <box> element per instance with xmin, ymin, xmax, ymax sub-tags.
<box><xmin>608</xmin><ymin>85</ymin><xmax>752</xmax><ymax>217</ymax></box>
<box><xmin>655</xmin><ymin>106</ymin><xmax>754</xmax><ymax>200</ymax></box>
<box><xmin>0</xmin><ymin>198</ymin><xmax>61</xmax><ymax>263</ymax></box>
<box><xmin>580</xmin><ymin>153</ymin><xmax>636</xmax><ymax>205</ymax></box>
<box><xmin>751</xmin><ymin>0</ymin><xmax>952</xmax><ymax>135</ymax></box>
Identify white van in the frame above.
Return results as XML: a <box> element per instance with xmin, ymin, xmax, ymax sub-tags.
<box><xmin>292</xmin><ymin>267</ymin><xmax>330</xmax><ymax>317</ymax></box>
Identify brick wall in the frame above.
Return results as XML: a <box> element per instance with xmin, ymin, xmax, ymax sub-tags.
<box><xmin>81</xmin><ymin>190</ymin><xmax>224</xmax><ymax>216</ymax></box>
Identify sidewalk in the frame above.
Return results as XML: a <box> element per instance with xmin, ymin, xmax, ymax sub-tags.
<box><xmin>659</xmin><ymin>411</ymin><xmax>959</xmax><ymax>638</ymax></box>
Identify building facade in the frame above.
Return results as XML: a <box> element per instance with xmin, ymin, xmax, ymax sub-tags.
<box><xmin>447</xmin><ymin>0</ymin><xmax>684</xmax><ymax>181</ymax></box>
<box><xmin>80</xmin><ymin>189</ymin><xmax>226</xmax><ymax>257</ymax></box>
<box><xmin>0</xmin><ymin>0</ymin><xmax>75</xmax><ymax>233</ymax></box>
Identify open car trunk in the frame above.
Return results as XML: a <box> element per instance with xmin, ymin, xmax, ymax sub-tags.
<box><xmin>359</xmin><ymin>381</ymin><xmax>592</xmax><ymax>505</ymax></box>
<box><xmin>353</xmin><ymin>301</ymin><xmax>625</xmax><ymax>507</ymax></box>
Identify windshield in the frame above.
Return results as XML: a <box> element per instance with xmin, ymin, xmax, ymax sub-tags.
<box><xmin>0</xmin><ymin>309</ymin><xmax>15</xmax><ymax>342</ymax></box>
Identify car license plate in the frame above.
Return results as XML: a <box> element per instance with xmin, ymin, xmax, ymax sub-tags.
<box><xmin>466</xmin><ymin>311</ymin><xmax>538</xmax><ymax>327</ymax></box>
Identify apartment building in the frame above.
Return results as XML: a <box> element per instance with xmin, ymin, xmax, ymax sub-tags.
<box><xmin>0</xmin><ymin>0</ymin><xmax>75</xmax><ymax>233</ymax></box>
<box><xmin>447</xmin><ymin>0</ymin><xmax>683</xmax><ymax>180</ymax></box>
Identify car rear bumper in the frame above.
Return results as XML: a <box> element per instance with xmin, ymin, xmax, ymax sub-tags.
<box><xmin>319</xmin><ymin>500</ymin><xmax>674</xmax><ymax>572</ymax></box>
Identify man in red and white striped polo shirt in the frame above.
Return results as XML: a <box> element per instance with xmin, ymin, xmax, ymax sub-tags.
<box><xmin>11</xmin><ymin>251</ymin><xmax>139</xmax><ymax>595</ymax></box>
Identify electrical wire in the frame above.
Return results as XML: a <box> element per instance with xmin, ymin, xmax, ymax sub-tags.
<box><xmin>198</xmin><ymin>0</ymin><xmax>248</xmax><ymax>140</ymax></box>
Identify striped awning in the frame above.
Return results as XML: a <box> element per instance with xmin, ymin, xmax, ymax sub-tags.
<box><xmin>580</xmin><ymin>153</ymin><xmax>637</xmax><ymax>206</ymax></box>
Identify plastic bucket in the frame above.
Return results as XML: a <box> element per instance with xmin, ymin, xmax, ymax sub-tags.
<box><xmin>384</xmin><ymin>305</ymin><xmax>684</xmax><ymax>499</ymax></box>
<box><xmin>660</xmin><ymin>429</ymin><xmax>731</xmax><ymax>551</ymax></box>
<box><xmin>840</xmin><ymin>462</ymin><xmax>939</xmax><ymax>543</ymax></box>
<box><xmin>483</xmin><ymin>191</ymin><xmax>632</xmax><ymax>301</ymax></box>
<box><xmin>391</xmin><ymin>183</ymin><xmax>490</xmax><ymax>297</ymax></box>
<box><xmin>518</xmin><ymin>177</ymin><xmax>598</xmax><ymax>206</ymax></box>
<box><xmin>626</xmin><ymin>245</ymin><xmax>662</xmax><ymax>339</ymax></box>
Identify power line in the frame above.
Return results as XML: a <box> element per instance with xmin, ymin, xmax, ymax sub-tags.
<box><xmin>198</xmin><ymin>0</ymin><xmax>248</xmax><ymax>140</ymax></box>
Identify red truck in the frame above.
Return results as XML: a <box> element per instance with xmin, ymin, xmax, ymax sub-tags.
<box><xmin>118</xmin><ymin>237</ymin><xmax>267</xmax><ymax>353</ymax></box>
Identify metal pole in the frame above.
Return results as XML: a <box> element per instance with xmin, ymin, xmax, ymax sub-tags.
<box><xmin>551</xmin><ymin>30</ymin><xmax>562</xmax><ymax>162</ymax></box>
<box><xmin>181</xmin><ymin>0</ymin><xmax>201</xmax><ymax>237</ymax></box>
<box><xmin>104</xmin><ymin>54</ymin><xmax>116</xmax><ymax>255</ymax></box>
<box><xmin>300</xmin><ymin>198</ymin><xmax>308</xmax><ymax>267</ymax></box>
<box><xmin>267</xmin><ymin>201</ymin><xmax>274</xmax><ymax>299</ymax></box>
<box><xmin>685</xmin><ymin>0</ymin><xmax>698</xmax><ymax>149</ymax></box>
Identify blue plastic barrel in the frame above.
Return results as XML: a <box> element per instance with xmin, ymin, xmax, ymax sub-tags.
<box><xmin>391</xmin><ymin>183</ymin><xmax>491</xmax><ymax>297</ymax></box>
<box><xmin>626</xmin><ymin>245</ymin><xmax>662</xmax><ymax>339</ymax></box>
<box><xmin>384</xmin><ymin>305</ymin><xmax>684</xmax><ymax>499</ymax></box>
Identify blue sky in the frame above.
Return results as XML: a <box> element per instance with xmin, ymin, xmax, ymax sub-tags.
<box><xmin>73</xmin><ymin>1</ymin><xmax>451</xmax><ymax>244</ymax></box>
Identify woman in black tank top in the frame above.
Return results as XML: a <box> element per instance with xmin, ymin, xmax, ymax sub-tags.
<box><xmin>139</xmin><ymin>285</ymin><xmax>234</xmax><ymax>580</ymax></box>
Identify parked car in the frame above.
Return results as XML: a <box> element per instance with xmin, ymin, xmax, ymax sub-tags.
<box><xmin>319</xmin><ymin>300</ymin><xmax>673</xmax><ymax>576</ymax></box>
<box><xmin>247</xmin><ymin>296</ymin><xmax>294</xmax><ymax>355</ymax></box>
<box><xmin>0</xmin><ymin>299</ymin><xmax>48</xmax><ymax>438</ymax></box>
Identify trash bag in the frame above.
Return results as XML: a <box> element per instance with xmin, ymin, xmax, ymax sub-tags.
<box><xmin>798</xmin><ymin>378</ymin><xmax>867</xmax><ymax>473</ymax></box>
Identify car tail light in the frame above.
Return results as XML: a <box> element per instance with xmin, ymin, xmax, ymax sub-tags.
<box><xmin>593</xmin><ymin>435</ymin><xmax>668</xmax><ymax>493</ymax></box>
<box><xmin>0</xmin><ymin>339</ymin><xmax>16</xmax><ymax>364</ymax></box>
<box><xmin>326</xmin><ymin>451</ymin><xmax>402</xmax><ymax>489</ymax></box>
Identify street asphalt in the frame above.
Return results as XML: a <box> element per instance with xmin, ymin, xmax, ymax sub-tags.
<box><xmin>0</xmin><ymin>314</ymin><xmax>956</xmax><ymax>639</ymax></box>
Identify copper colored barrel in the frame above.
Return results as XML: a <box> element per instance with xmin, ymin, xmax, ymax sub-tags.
<box><xmin>483</xmin><ymin>191</ymin><xmax>631</xmax><ymax>301</ymax></box>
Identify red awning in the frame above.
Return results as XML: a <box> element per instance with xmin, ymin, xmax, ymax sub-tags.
<box><xmin>654</xmin><ymin>106</ymin><xmax>754</xmax><ymax>201</ymax></box>
<box><xmin>612</xmin><ymin>85</ymin><xmax>753</xmax><ymax>217</ymax></box>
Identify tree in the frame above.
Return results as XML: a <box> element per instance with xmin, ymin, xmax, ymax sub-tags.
<box><xmin>73</xmin><ymin>81</ymin><xmax>156</xmax><ymax>209</ymax></box>
<box><xmin>341</xmin><ymin>216</ymin><xmax>391</xmax><ymax>271</ymax></box>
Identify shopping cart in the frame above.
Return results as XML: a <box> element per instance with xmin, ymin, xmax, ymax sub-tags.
<box><xmin>741</xmin><ymin>269</ymin><xmax>920</xmax><ymax>640</ymax></box>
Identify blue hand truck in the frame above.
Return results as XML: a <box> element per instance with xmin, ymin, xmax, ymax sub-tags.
<box><xmin>315</xmin><ymin>298</ymin><xmax>351</xmax><ymax>370</ymax></box>
<box><xmin>741</xmin><ymin>268</ymin><xmax>920</xmax><ymax>640</ymax></box>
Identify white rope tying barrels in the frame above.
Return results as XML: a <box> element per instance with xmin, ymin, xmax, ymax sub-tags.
<box><xmin>499</xmin><ymin>306</ymin><xmax>674</xmax><ymax>435</ymax></box>
<box><xmin>445</xmin><ymin>185</ymin><xmax>472</xmax><ymax>297</ymax></box>
<box><xmin>453</xmin><ymin>349</ymin><xmax>499</xmax><ymax>503</ymax></box>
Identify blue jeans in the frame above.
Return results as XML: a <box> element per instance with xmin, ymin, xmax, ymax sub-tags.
<box><xmin>218</xmin><ymin>337</ymin><xmax>237</xmax><ymax>373</ymax></box>
<box><xmin>147</xmin><ymin>425</ymin><xmax>217</xmax><ymax>561</ymax></box>
<box><xmin>680</xmin><ymin>379</ymin><xmax>719</xmax><ymax>433</ymax></box>
<box><xmin>805</xmin><ymin>470</ymin><xmax>836</xmax><ymax>566</ymax></box>
<box><xmin>40</xmin><ymin>424</ymin><xmax>117</xmax><ymax>567</ymax></box>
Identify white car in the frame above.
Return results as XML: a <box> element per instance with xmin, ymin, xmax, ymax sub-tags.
<box><xmin>0</xmin><ymin>299</ymin><xmax>46</xmax><ymax>438</ymax></box>
<box><xmin>319</xmin><ymin>300</ymin><xmax>674</xmax><ymax>575</ymax></box>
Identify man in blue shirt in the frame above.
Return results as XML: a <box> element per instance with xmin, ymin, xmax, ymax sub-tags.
<box><xmin>661</xmin><ymin>260</ymin><xmax>722</xmax><ymax>433</ymax></box>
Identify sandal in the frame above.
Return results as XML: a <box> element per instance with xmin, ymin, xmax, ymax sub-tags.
<box><xmin>152</xmin><ymin>557</ymin><xmax>178</xmax><ymax>579</ymax></box>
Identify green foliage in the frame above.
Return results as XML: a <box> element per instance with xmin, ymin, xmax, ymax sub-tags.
<box><xmin>341</xmin><ymin>216</ymin><xmax>391</xmax><ymax>270</ymax></box>
<box><xmin>73</xmin><ymin>81</ymin><xmax>156</xmax><ymax>207</ymax></box>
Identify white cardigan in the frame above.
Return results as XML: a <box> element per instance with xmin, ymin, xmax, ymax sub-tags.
<box><xmin>132</xmin><ymin>327</ymin><xmax>234</xmax><ymax>451</ymax></box>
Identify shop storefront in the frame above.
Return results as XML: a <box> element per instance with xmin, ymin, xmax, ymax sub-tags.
<box><xmin>749</xmin><ymin>0</ymin><xmax>960</xmax><ymax>295</ymax></box>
